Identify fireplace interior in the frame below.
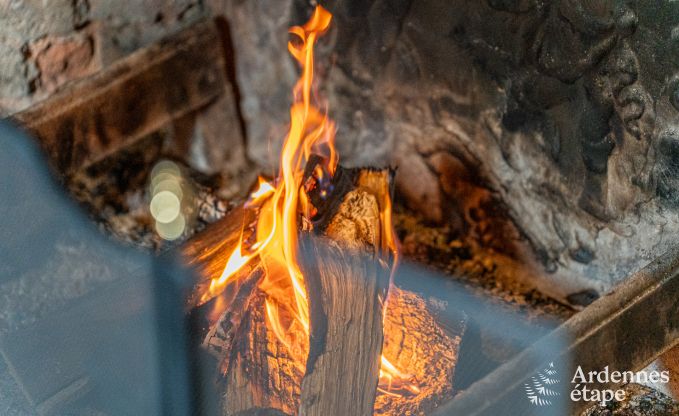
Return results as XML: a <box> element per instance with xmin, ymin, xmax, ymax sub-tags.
<box><xmin>1</xmin><ymin>1</ymin><xmax>679</xmax><ymax>416</ymax></box>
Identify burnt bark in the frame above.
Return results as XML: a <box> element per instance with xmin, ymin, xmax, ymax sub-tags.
<box><xmin>222</xmin><ymin>289</ymin><xmax>304</xmax><ymax>416</ymax></box>
<box><xmin>202</xmin><ymin>269</ymin><xmax>262</xmax><ymax>374</ymax></box>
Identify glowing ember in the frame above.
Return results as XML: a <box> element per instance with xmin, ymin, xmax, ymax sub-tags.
<box><xmin>375</xmin><ymin>288</ymin><xmax>461</xmax><ymax>415</ymax></box>
<box><xmin>201</xmin><ymin>4</ymin><xmax>418</xmax><ymax>397</ymax></box>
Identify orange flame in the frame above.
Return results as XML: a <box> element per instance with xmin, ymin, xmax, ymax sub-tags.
<box><xmin>201</xmin><ymin>239</ymin><xmax>254</xmax><ymax>303</ymax></box>
<box><xmin>203</xmin><ymin>4</ymin><xmax>418</xmax><ymax>397</ymax></box>
<box><xmin>245</xmin><ymin>176</ymin><xmax>275</xmax><ymax>208</ymax></box>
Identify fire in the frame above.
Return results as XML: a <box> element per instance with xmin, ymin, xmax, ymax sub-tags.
<box><xmin>245</xmin><ymin>177</ymin><xmax>275</xmax><ymax>207</ymax></box>
<box><xmin>379</xmin><ymin>356</ymin><xmax>421</xmax><ymax>395</ymax></box>
<box><xmin>203</xmin><ymin>4</ymin><xmax>418</xmax><ymax>398</ymax></box>
<box><xmin>201</xmin><ymin>239</ymin><xmax>253</xmax><ymax>303</ymax></box>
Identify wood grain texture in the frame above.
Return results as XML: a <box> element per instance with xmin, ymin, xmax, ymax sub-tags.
<box><xmin>299</xmin><ymin>238</ymin><xmax>389</xmax><ymax>416</ymax></box>
<box><xmin>298</xmin><ymin>168</ymin><xmax>392</xmax><ymax>416</ymax></box>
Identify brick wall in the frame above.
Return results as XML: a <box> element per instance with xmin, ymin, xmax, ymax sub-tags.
<box><xmin>0</xmin><ymin>0</ymin><xmax>207</xmax><ymax>116</ymax></box>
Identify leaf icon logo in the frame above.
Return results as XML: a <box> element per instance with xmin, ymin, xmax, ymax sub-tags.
<box><xmin>524</xmin><ymin>362</ymin><xmax>560</xmax><ymax>406</ymax></box>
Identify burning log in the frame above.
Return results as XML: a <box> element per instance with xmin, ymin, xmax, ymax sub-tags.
<box><xmin>298</xmin><ymin>168</ymin><xmax>394</xmax><ymax>416</ymax></box>
<box><xmin>376</xmin><ymin>287</ymin><xmax>462</xmax><ymax>415</ymax></box>
<box><xmin>184</xmin><ymin>210</ymin><xmax>304</xmax><ymax>414</ymax></box>
<box><xmin>202</xmin><ymin>268</ymin><xmax>261</xmax><ymax>371</ymax></box>
<box><xmin>298</xmin><ymin>240</ymin><xmax>388</xmax><ymax>416</ymax></box>
<box><xmin>222</xmin><ymin>288</ymin><xmax>304</xmax><ymax>416</ymax></box>
<box><xmin>195</xmin><ymin>265</ymin><xmax>304</xmax><ymax>415</ymax></box>
<box><xmin>183</xmin><ymin>205</ymin><xmax>257</xmax><ymax>310</ymax></box>
<box><xmin>185</xmin><ymin>165</ymin><xmax>393</xmax><ymax>415</ymax></box>
<box><xmin>181</xmin><ymin>165</ymin><xmax>462</xmax><ymax>416</ymax></box>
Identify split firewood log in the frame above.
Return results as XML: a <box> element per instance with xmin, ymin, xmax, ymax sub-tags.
<box><xmin>181</xmin><ymin>163</ymin><xmax>462</xmax><ymax>416</ymax></box>
<box><xmin>298</xmin><ymin>168</ymin><xmax>394</xmax><ymax>416</ymax></box>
